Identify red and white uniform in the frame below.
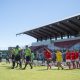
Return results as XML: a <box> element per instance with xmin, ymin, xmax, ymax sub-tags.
<box><xmin>71</xmin><ymin>51</ymin><xmax>75</xmax><ymax>61</ymax></box>
<box><xmin>75</xmin><ymin>51</ymin><xmax>79</xmax><ymax>62</ymax></box>
<box><xmin>44</xmin><ymin>50</ymin><xmax>52</xmax><ymax>60</ymax></box>
<box><xmin>66</xmin><ymin>51</ymin><xmax>71</xmax><ymax>62</ymax></box>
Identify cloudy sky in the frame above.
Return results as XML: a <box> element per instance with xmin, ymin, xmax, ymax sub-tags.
<box><xmin>0</xmin><ymin>0</ymin><xmax>80</xmax><ymax>49</ymax></box>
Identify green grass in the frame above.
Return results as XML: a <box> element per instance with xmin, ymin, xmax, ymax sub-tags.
<box><xmin>0</xmin><ymin>62</ymin><xmax>80</xmax><ymax>80</ymax></box>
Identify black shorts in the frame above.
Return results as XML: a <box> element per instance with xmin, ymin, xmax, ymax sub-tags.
<box><xmin>26</xmin><ymin>56</ymin><xmax>31</xmax><ymax>62</ymax></box>
<box><xmin>12</xmin><ymin>54</ymin><xmax>15</xmax><ymax>59</ymax></box>
<box><xmin>46</xmin><ymin>59</ymin><xmax>52</xmax><ymax>65</ymax></box>
<box><xmin>15</xmin><ymin>54</ymin><xmax>21</xmax><ymax>61</ymax></box>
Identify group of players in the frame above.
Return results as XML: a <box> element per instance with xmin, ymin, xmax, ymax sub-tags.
<box><xmin>8</xmin><ymin>45</ymin><xmax>80</xmax><ymax>70</ymax></box>
<box><xmin>44</xmin><ymin>48</ymin><xmax>80</xmax><ymax>70</ymax></box>
<box><xmin>10</xmin><ymin>45</ymin><xmax>33</xmax><ymax>69</ymax></box>
<box><xmin>66</xmin><ymin>50</ymin><xmax>80</xmax><ymax>69</ymax></box>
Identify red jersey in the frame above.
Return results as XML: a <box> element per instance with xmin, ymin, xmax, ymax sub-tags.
<box><xmin>71</xmin><ymin>51</ymin><xmax>75</xmax><ymax>60</ymax></box>
<box><xmin>44</xmin><ymin>50</ymin><xmax>52</xmax><ymax>59</ymax></box>
<box><xmin>75</xmin><ymin>52</ymin><xmax>79</xmax><ymax>59</ymax></box>
<box><xmin>66</xmin><ymin>52</ymin><xmax>71</xmax><ymax>59</ymax></box>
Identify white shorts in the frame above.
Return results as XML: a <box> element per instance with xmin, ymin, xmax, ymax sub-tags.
<box><xmin>66</xmin><ymin>59</ymin><xmax>71</xmax><ymax>62</ymax></box>
<box><xmin>75</xmin><ymin>58</ymin><xmax>79</xmax><ymax>62</ymax></box>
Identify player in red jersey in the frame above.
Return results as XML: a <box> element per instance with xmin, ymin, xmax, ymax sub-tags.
<box><xmin>71</xmin><ymin>50</ymin><xmax>76</xmax><ymax>69</ymax></box>
<box><xmin>44</xmin><ymin>48</ymin><xmax>52</xmax><ymax>70</ymax></box>
<box><xmin>75</xmin><ymin>50</ymin><xmax>80</xmax><ymax>69</ymax></box>
<box><xmin>66</xmin><ymin>50</ymin><xmax>71</xmax><ymax>69</ymax></box>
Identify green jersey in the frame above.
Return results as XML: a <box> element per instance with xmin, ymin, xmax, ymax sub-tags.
<box><xmin>25</xmin><ymin>48</ymin><xmax>31</xmax><ymax>56</ymax></box>
<box><xmin>14</xmin><ymin>48</ymin><xmax>20</xmax><ymax>55</ymax></box>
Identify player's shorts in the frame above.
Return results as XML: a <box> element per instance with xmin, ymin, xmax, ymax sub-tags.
<box><xmin>71</xmin><ymin>59</ymin><xmax>75</xmax><ymax>63</ymax></box>
<box><xmin>46</xmin><ymin>58</ymin><xmax>52</xmax><ymax>65</ymax></box>
<box><xmin>15</xmin><ymin>54</ymin><xmax>21</xmax><ymax>61</ymax></box>
<box><xmin>25</xmin><ymin>56</ymin><xmax>31</xmax><ymax>62</ymax></box>
<box><xmin>66</xmin><ymin>59</ymin><xmax>71</xmax><ymax>62</ymax></box>
<box><xmin>75</xmin><ymin>58</ymin><xmax>79</xmax><ymax>62</ymax></box>
<box><xmin>47</xmin><ymin>60</ymin><xmax>51</xmax><ymax>65</ymax></box>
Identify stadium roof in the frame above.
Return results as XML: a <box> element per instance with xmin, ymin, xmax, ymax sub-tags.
<box><xmin>17</xmin><ymin>15</ymin><xmax>80</xmax><ymax>40</ymax></box>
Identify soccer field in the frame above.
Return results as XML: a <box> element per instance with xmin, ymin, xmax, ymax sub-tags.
<box><xmin>0</xmin><ymin>63</ymin><xmax>80</xmax><ymax>80</ymax></box>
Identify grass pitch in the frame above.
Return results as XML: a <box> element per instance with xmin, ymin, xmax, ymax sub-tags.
<box><xmin>0</xmin><ymin>62</ymin><xmax>80</xmax><ymax>80</ymax></box>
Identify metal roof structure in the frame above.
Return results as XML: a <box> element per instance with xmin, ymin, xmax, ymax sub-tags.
<box><xmin>17</xmin><ymin>15</ymin><xmax>80</xmax><ymax>41</ymax></box>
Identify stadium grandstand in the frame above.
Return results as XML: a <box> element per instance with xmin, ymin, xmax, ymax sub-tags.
<box><xmin>17</xmin><ymin>15</ymin><xmax>80</xmax><ymax>51</ymax></box>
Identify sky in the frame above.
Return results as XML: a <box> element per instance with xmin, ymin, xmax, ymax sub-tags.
<box><xmin>0</xmin><ymin>0</ymin><xmax>80</xmax><ymax>50</ymax></box>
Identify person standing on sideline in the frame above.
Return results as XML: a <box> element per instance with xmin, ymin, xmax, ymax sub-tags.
<box><xmin>52</xmin><ymin>50</ymin><xmax>56</xmax><ymax>66</ymax></box>
<box><xmin>6</xmin><ymin>53</ymin><xmax>10</xmax><ymax>64</ymax></box>
<box><xmin>11</xmin><ymin>48</ymin><xmax>15</xmax><ymax>69</ymax></box>
<box><xmin>56</xmin><ymin>50</ymin><xmax>64</xmax><ymax>70</ymax></box>
<box><xmin>44</xmin><ymin>48</ymin><xmax>52</xmax><ymax>70</ymax></box>
<box><xmin>0</xmin><ymin>52</ymin><xmax>2</xmax><ymax>62</ymax></box>
<box><xmin>31</xmin><ymin>51</ymin><xmax>35</xmax><ymax>65</ymax></box>
<box><xmin>66</xmin><ymin>50</ymin><xmax>71</xmax><ymax>69</ymax></box>
<box><xmin>23</xmin><ymin>45</ymin><xmax>33</xmax><ymax>69</ymax></box>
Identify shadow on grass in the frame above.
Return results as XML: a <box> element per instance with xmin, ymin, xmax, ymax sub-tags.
<box><xmin>0</xmin><ymin>64</ymin><xmax>13</xmax><ymax>70</ymax></box>
<box><xmin>37</xmin><ymin>69</ymin><xmax>48</xmax><ymax>71</ymax></box>
<box><xmin>37</xmin><ymin>68</ymin><xmax>76</xmax><ymax>71</ymax></box>
<box><xmin>6</xmin><ymin>66</ymin><xmax>12</xmax><ymax>69</ymax></box>
<box><xmin>37</xmin><ymin>68</ymin><xmax>59</xmax><ymax>71</ymax></box>
<box><xmin>6</xmin><ymin>66</ymin><xmax>23</xmax><ymax>70</ymax></box>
